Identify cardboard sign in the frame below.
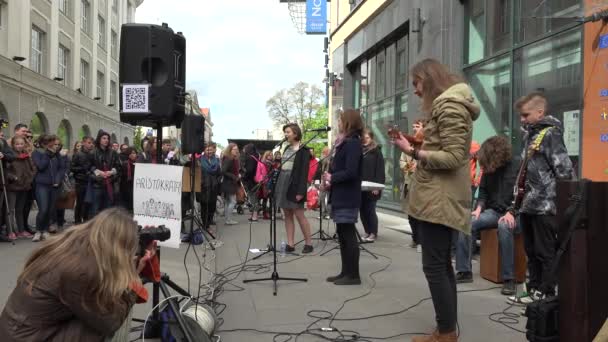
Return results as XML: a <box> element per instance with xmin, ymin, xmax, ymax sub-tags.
<box><xmin>133</xmin><ymin>164</ymin><xmax>183</xmax><ymax>248</ymax></box>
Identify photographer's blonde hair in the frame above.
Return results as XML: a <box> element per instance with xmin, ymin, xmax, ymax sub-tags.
<box><xmin>19</xmin><ymin>208</ymin><xmax>140</xmax><ymax>313</ymax></box>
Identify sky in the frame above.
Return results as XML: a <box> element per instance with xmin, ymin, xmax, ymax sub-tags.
<box><xmin>135</xmin><ymin>0</ymin><xmax>326</xmax><ymax>146</ymax></box>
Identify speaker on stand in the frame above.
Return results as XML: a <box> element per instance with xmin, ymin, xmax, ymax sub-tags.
<box><xmin>557</xmin><ymin>180</ymin><xmax>608</xmax><ymax>342</ymax></box>
<box><xmin>119</xmin><ymin>23</ymin><xmax>186</xmax><ymax>128</ymax></box>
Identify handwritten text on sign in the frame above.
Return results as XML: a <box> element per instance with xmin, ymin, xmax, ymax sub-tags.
<box><xmin>133</xmin><ymin>164</ymin><xmax>183</xmax><ymax>248</ymax></box>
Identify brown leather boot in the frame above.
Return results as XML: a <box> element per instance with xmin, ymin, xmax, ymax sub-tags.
<box><xmin>412</xmin><ymin>329</ymin><xmax>458</xmax><ymax>342</ymax></box>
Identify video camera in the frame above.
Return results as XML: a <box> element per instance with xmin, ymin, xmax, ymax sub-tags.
<box><xmin>137</xmin><ymin>224</ymin><xmax>171</xmax><ymax>257</ymax></box>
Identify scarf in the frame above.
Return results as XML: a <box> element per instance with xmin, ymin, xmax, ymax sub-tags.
<box><xmin>127</xmin><ymin>160</ymin><xmax>135</xmax><ymax>181</ymax></box>
<box><xmin>201</xmin><ymin>155</ymin><xmax>220</xmax><ymax>173</ymax></box>
<box><xmin>16</xmin><ymin>152</ymin><xmax>30</xmax><ymax>159</ymax></box>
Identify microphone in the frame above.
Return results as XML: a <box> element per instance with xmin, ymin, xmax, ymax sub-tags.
<box><xmin>274</xmin><ymin>137</ymin><xmax>287</xmax><ymax>149</ymax></box>
<box><xmin>308</xmin><ymin>126</ymin><xmax>331</xmax><ymax>132</ymax></box>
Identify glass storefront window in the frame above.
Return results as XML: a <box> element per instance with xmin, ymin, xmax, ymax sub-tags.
<box><xmin>396</xmin><ymin>36</ymin><xmax>408</xmax><ymax>91</ymax></box>
<box><xmin>360</xmin><ymin>60</ymin><xmax>368</xmax><ymax>107</ymax></box>
<box><xmin>466</xmin><ymin>54</ymin><xmax>511</xmax><ymax>144</ymax></box>
<box><xmin>467</xmin><ymin>0</ymin><xmax>513</xmax><ymax>64</ymax></box>
<box><xmin>368</xmin><ymin>99</ymin><xmax>396</xmax><ymax>202</ymax></box>
<box><xmin>514</xmin><ymin>0</ymin><xmax>580</xmax><ymax>44</ymax></box>
<box><xmin>376</xmin><ymin>51</ymin><xmax>386</xmax><ymax>99</ymax></box>
<box><xmin>513</xmin><ymin>28</ymin><xmax>581</xmax><ymax>167</ymax></box>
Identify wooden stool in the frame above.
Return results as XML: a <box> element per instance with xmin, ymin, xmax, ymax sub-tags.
<box><xmin>480</xmin><ymin>228</ymin><xmax>527</xmax><ymax>283</ymax></box>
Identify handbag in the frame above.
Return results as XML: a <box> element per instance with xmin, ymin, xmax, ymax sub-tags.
<box><xmin>60</xmin><ymin>173</ymin><xmax>75</xmax><ymax>198</ymax></box>
<box><xmin>236</xmin><ymin>182</ymin><xmax>246</xmax><ymax>204</ymax></box>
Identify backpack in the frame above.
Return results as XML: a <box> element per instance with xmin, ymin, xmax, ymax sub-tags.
<box><xmin>251</xmin><ymin>155</ymin><xmax>267</xmax><ymax>183</ymax></box>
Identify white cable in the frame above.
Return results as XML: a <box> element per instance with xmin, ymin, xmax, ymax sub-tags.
<box><xmin>141</xmin><ymin>294</ymin><xmax>192</xmax><ymax>342</ymax></box>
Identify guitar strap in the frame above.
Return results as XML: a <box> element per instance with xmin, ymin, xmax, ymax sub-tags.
<box><xmin>513</xmin><ymin>127</ymin><xmax>551</xmax><ymax>210</ymax></box>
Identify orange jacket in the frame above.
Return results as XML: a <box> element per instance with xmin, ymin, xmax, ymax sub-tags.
<box><xmin>470</xmin><ymin>141</ymin><xmax>482</xmax><ymax>187</ymax></box>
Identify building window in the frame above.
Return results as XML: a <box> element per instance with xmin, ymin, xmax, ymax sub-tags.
<box><xmin>97</xmin><ymin>71</ymin><xmax>105</xmax><ymax>100</ymax></box>
<box><xmin>80</xmin><ymin>60</ymin><xmax>89</xmax><ymax>96</ymax></box>
<box><xmin>81</xmin><ymin>0</ymin><xmax>90</xmax><ymax>34</ymax></box>
<box><xmin>349</xmin><ymin>0</ymin><xmax>363</xmax><ymax>11</ymax></box>
<box><xmin>465</xmin><ymin>55</ymin><xmax>511</xmax><ymax>146</ymax></box>
<box><xmin>376</xmin><ymin>51</ymin><xmax>386</xmax><ymax>99</ymax></box>
<box><xmin>395</xmin><ymin>35</ymin><xmax>408</xmax><ymax>91</ymax></box>
<box><xmin>112</xmin><ymin>0</ymin><xmax>118</xmax><ymax>13</ymax></box>
<box><xmin>110</xmin><ymin>80</ymin><xmax>117</xmax><ymax>105</ymax></box>
<box><xmin>98</xmin><ymin>16</ymin><xmax>106</xmax><ymax>49</ymax></box>
<box><xmin>59</xmin><ymin>0</ymin><xmax>69</xmax><ymax>16</ymax></box>
<box><xmin>360</xmin><ymin>61</ymin><xmax>368</xmax><ymax>107</ymax></box>
<box><xmin>513</xmin><ymin>28</ymin><xmax>581</xmax><ymax>165</ymax></box>
<box><xmin>111</xmin><ymin>30</ymin><xmax>117</xmax><ymax>58</ymax></box>
<box><xmin>31</xmin><ymin>26</ymin><xmax>44</xmax><ymax>74</ymax></box>
<box><xmin>58</xmin><ymin>45</ymin><xmax>69</xmax><ymax>85</ymax></box>
<box><xmin>466</xmin><ymin>0</ymin><xmax>513</xmax><ymax>64</ymax></box>
<box><xmin>515</xmin><ymin>0</ymin><xmax>580</xmax><ymax>44</ymax></box>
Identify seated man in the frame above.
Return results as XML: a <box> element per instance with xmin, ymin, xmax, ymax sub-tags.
<box><xmin>455</xmin><ymin>136</ymin><xmax>521</xmax><ymax>295</ymax></box>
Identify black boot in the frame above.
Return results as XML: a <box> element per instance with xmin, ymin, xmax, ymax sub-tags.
<box><xmin>327</xmin><ymin>232</ymin><xmax>347</xmax><ymax>282</ymax></box>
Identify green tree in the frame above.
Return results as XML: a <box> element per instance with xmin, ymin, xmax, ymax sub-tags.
<box><xmin>133</xmin><ymin>126</ymin><xmax>144</xmax><ymax>152</ymax></box>
<box><xmin>266</xmin><ymin>82</ymin><xmax>324</xmax><ymax>126</ymax></box>
<box><xmin>302</xmin><ymin>105</ymin><xmax>329</xmax><ymax>157</ymax></box>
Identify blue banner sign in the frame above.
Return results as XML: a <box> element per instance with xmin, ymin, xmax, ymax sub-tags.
<box><xmin>306</xmin><ymin>0</ymin><xmax>327</xmax><ymax>35</ymax></box>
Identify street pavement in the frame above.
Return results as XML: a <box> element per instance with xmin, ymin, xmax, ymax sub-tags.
<box><xmin>0</xmin><ymin>209</ymin><xmax>527</xmax><ymax>341</ymax></box>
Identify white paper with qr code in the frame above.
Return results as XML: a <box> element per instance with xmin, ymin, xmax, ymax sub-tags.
<box><xmin>122</xmin><ymin>84</ymin><xmax>150</xmax><ymax>113</ymax></box>
<box><xmin>133</xmin><ymin>164</ymin><xmax>183</xmax><ymax>248</ymax></box>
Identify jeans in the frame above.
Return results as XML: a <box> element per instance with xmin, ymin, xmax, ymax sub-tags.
<box><xmin>337</xmin><ymin>223</ymin><xmax>360</xmax><ymax>278</ymax></box>
<box><xmin>90</xmin><ymin>188</ymin><xmax>113</xmax><ymax>217</ymax></box>
<box><xmin>359</xmin><ymin>192</ymin><xmax>378</xmax><ymax>236</ymax></box>
<box><xmin>520</xmin><ymin>214</ymin><xmax>557</xmax><ymax>295</ymax></box>
<box><xmin>7</xmin><ymin>191</ymin><xmax>27</xmax><ymax>233</ymax></box>
<box><xmin>35</xmin><ymin>184</ymin><xmax>59</xmax><ymax>232</ymax></box>
<box><xmin>224</xmin><ymin>194</ymin><xmax>236</xmax><ymax>221</ymax></box>
<box><xmin>456</xmin><ymin>209</ymin><xmax>521</xmax><ymax>280</ymax></box>
<box><xmin>74</xmin><ymin>184</ymin><xmax>89</xmax><ymax>224</ymax></box>
<box><xmin>419</xmin><ymin>219</ymin><xmax>457</xmax><ymax>333</ymax></box>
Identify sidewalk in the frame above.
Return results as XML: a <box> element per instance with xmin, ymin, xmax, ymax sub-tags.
<box><xmin>0</xmin><ymin>209</ymin><xmax>526</xmax><ymax>341</ymax></box>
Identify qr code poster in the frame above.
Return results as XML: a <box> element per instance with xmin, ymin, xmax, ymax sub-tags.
<box><xmin>122</xmin><ymin>84</ymin><xmax>150</xmax><ymax>113</ymax></box>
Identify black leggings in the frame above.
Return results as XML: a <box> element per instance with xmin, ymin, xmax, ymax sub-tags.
<box><xmin>336</xmin><ymin>223</ymin><xmax>360</xmax><ymax>278</ymax></box>
<box><xmin>418</xmin><ymin>220</ymin><xmax>457</xmax><ymax>333</ymax></box>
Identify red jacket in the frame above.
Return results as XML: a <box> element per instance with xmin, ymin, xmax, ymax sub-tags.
<box><xmin>308</xmin><ymin>158</ymin><xmax>319</xmax><ymax>184</ymax></box>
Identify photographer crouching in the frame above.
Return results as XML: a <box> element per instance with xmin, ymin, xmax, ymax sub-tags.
<box><xmin>0</xmin><ymin>208</ymin><xmax>158</xmax><ymax>341</ymax></box>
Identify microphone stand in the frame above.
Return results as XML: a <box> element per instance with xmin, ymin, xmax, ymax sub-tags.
<box><xmin>244</xmin><ymin>135</ymin><xmax>320</xmax><ymax>295</ymax></box>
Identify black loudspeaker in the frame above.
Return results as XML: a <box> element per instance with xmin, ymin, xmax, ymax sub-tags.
<box><xmin>557</xmin><ymin>180</ymin><xmax>608</xmax><ymax>342</ymax></box>
<box><xmin>181</xmin><ymin>115</ymin><xmax>205</xmax><ymax>154</ymax></box>
<box><xmin>119</xmin><ymin>23</ymin><xmax>186</xmax><ymax>128</ymax></box>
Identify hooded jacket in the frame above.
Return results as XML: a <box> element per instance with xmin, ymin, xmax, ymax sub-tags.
<box><xmin>406</xmin><ymin>83</ymin><xmax>481</xmax><ymax>234</ymax></box>
<box><xmin>91</xmin><ymin>131</ymin><xmax>121</xmax><ymax>188</ymax></box>
<box><xmin>518</xmin><ymin>116</ymin><xmax>574</xmax><ymax>216</ymax></box>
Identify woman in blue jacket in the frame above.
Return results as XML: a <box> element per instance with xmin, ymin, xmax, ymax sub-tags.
<box><xmin>31</xmin><ymin>135</ymin><xmax>64</xmax><ymax>242</ymax></box>
<box><xmin>323</xmin><ymin>109</ymin><xmax>364</xmax><ymax>285</ymax></box>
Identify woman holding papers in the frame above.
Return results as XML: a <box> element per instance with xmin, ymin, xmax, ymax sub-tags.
<box><xmin>359</xmin><ymin>128</ymin><xmax>385</xmax><ymax>242</ymax></box>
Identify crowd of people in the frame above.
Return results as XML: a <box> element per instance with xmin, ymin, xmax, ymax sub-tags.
<box><xmin>0</xmin><ymin>124</ymin><xmax>184</xmax><ymax>243</ymax></box>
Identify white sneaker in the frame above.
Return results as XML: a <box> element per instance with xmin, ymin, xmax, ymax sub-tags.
<box><xmin>42</xmin><ymin>232</ymin><xmax>50</xmax><ymax>240</ymax></box>
<box><xmin>507</xmin><ymin>290</ymin><xmax>543</xmax><ymax>306</ymax></box>
<box><xmin>225</xmin><ymin>220</ymin><xmax>238</xmax><ymax>225</ymax></box>
<box><xmin>32</xmin><ymin>232</ymin><xmax>42</xmax><ymax>242</ymax></box>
